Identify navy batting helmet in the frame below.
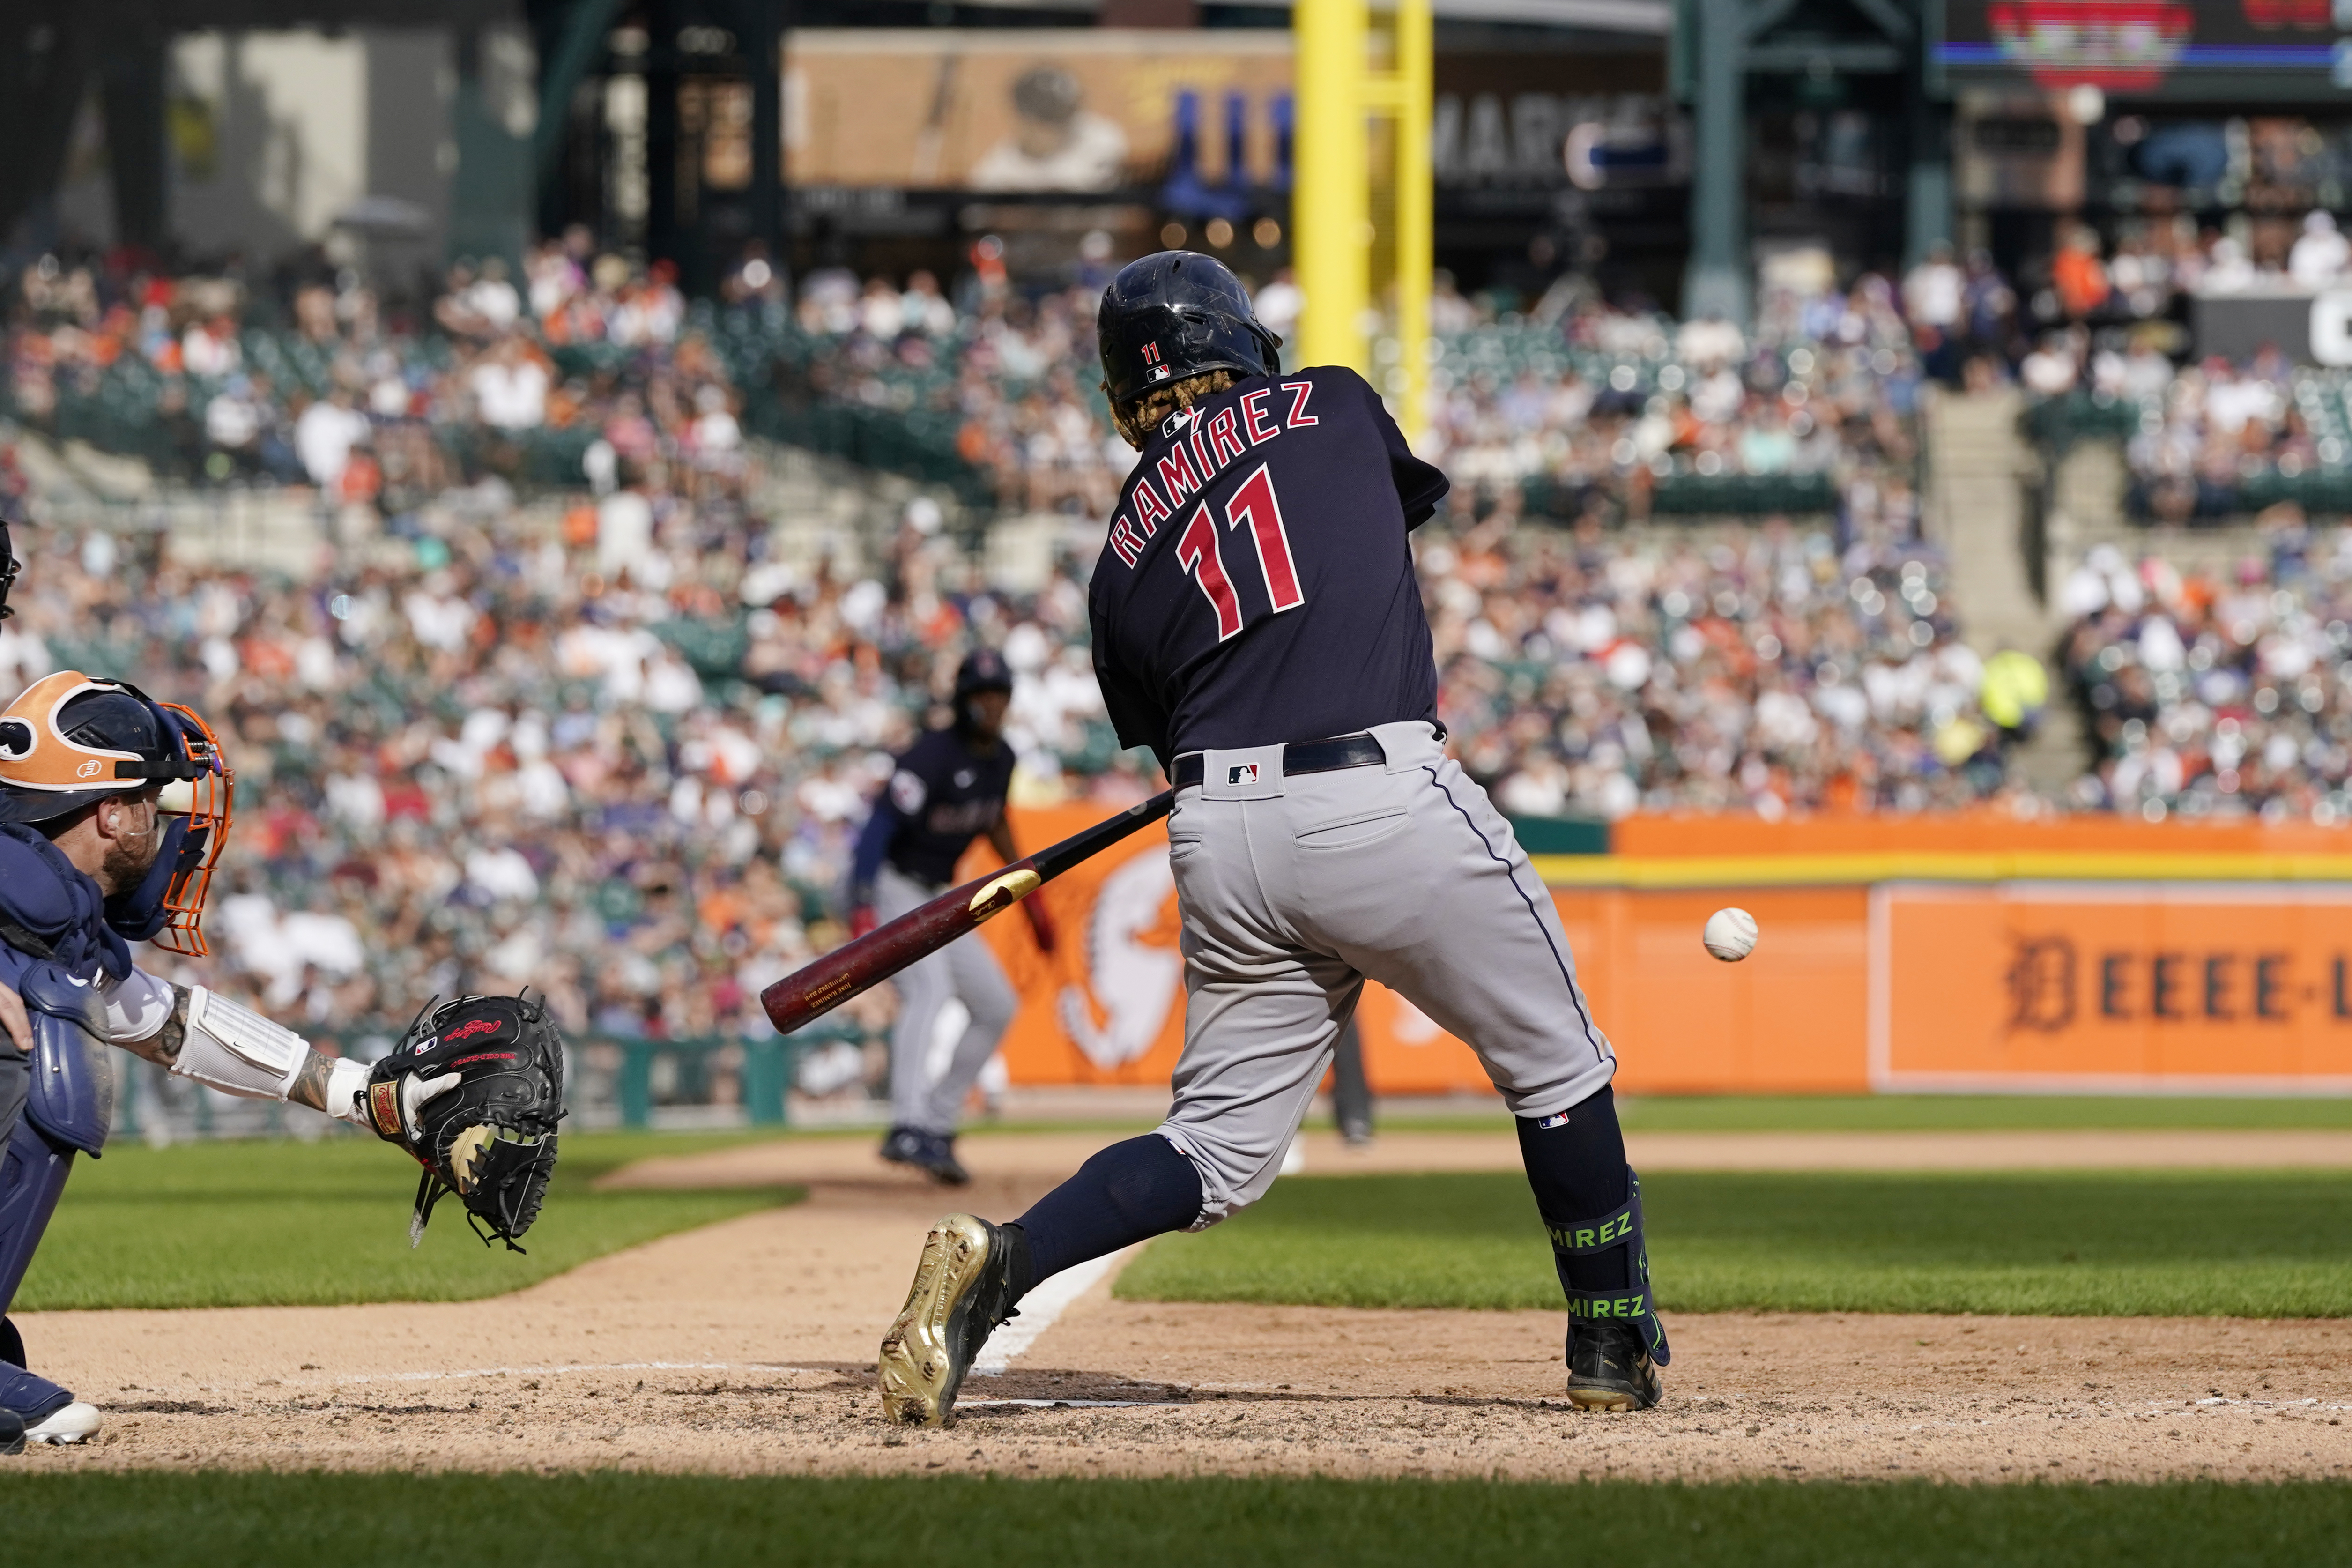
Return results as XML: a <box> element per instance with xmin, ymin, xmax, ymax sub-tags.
<box><xmin>953</xmin><ymin>648</ymin><xmax>1014</xmax><ymax>703</ymax></box>
<box><xmin>1096</xmin><ymin>252</ymin><xmax>1282</xmax><ymax>408</ymax></box>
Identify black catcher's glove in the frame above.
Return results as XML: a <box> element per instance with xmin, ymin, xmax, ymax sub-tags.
<box><xmin>364</xmin><ymin>992</ymin><xmax>565</xmax><ymax>1251</ymax></box>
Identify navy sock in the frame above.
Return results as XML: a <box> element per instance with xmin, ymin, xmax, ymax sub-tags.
<box><xmin>1011</xmin><ymin>1134</ymin><xmax>1204</xmax><ymax>1300</ymax></box>
<box><xmin>1516</xmin><ymin>1085</ymin><xmax>1631</xmax><ymax>1292</ymax></box>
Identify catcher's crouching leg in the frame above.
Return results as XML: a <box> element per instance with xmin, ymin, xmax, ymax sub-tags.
<box><xmin>0</xmin><ymin>1112</ymin><xmax>103</xmax><ymax>1444</ymax></box>
<box><xmin>1548</xmin><ymin>1169</ymin><xmax>1669</xmax><ymax>1412</ymax></box>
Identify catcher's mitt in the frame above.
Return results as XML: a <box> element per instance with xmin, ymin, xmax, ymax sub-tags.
<box><xmin>364</xmin><ymin>992</ymin><xmax>565</xmax><ymax>1252</ymax></box>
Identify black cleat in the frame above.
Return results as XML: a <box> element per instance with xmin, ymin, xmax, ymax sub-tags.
<box><xmin>0</xmin><ymin>1410</ymin><xmax>22</xmax><ymax>1457</ymax></box>
<box><xmin>880</xmin><ymin>1127</ymin><xmax>968</xmax><ymax>1185</ymax></box>
<box><xmin>1567</xmin><ymin>1320</ymin><xmax>1662</xmax><ymax>1412</ymax></box>
<box><xmin>928</xmin><ymin>1134</ymin><xmax>971</xmax><ymax>1187</ymax></box>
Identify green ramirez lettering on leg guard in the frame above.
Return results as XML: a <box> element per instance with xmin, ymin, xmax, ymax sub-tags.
<box><xmin>1545</xmin><ymin>1170</ymin><xmax>1670</xmax><ymax>1366</ymax></box>
<box><xmin>1546</xmin><ymin>1212</ymin><xmax>1634</xmax><ymax>1252</ymax></box>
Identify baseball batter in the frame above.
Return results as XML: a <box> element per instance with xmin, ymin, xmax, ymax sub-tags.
<box><xmin>848</xmin><ymin>648</ymin><xmax>1054</xmax><ymax>1185</ymax></box>
<box><xmin>879</xmin><ymin>253</ymin><xmax>1668</xmax><ymax>1424</ymax></box>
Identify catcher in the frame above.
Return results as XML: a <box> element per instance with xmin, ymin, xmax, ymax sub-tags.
<box><xmin>0</xmin><ymin>669</ymin><xmax>563</xmax><ymax>1452</ymax></box>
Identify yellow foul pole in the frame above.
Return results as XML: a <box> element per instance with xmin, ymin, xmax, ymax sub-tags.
<box><xmin>1293</xmin><ymin>0</ymin><xmax>1370</xmax><ymax>376</ymax></box>
<box><xmin>1392</xmin><ymin>0</ymin><xmax>1432</xmax><ymax>438</ymax></box>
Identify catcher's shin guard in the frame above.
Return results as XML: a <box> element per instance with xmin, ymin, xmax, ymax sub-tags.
<box><xmin>0</xmin><ymin>1109</ymin><xmax>79</xmax><ymax>1321</ymax></box>
<box><xmin>0</xmin><ymin>988</ymin><xmax>114</xmax><ymax>1319</ymax></box>
<box><xmin>877</xmin><ymin>1215</ymin><xmax>1028</xmax><ymax>1427</ymax></box>
<box><xmin>1546</xmin><ymin>1167</ymin><xmax>1669</xmax><ymax>1411</ymax></box>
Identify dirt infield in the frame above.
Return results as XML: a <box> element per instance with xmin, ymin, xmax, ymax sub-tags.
<box><xmin>15</xmin><ymin>1128</ymin><xmax>2352</xmax><ymax>1481</ymax></box>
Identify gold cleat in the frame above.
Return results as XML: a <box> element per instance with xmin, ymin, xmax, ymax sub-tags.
<box><xmin>877</xmin><ymin>1213</ymin><xmax>1025</xmax><ymax>1427</ymax></box>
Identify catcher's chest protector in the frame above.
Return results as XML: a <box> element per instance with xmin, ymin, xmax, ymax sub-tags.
<box><xmin>370</xmin><ymin>992</ymin><xmax>566</xmax><ymax>1251</ymax></box>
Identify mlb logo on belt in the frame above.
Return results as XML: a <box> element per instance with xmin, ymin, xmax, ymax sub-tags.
<box><xmin>1227</xmin><ymin>763</ymin><xmax>1259</xmax><ymax>786</ymax></box>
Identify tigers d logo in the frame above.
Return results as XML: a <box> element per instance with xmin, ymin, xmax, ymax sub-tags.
<box><xmin>2007</xmin><ymin>935</ymin><xmax>2077</xmax><ymax>1032</ymax></box>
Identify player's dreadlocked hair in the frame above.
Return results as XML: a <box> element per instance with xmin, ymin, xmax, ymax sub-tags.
<box><xmin>1107</xmin><ymin>369</ymin><xmax>1239</xmax><ymax>451</ymax></box>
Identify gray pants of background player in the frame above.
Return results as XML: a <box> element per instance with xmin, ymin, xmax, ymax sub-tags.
<box><xmin>877</xmin><ymin>864</ymin><xmax>1018</xmax><ymax>1135</ymax></box>
<box><xmin>1157</xmin><ymin>720</ymin><xmax>1616</xmax><ymax>1222</ymax></box>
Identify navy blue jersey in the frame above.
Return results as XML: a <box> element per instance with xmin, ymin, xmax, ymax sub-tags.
<box><xmin>849</xmin><ymin>726</ymin><xmax>1017</xmax><ymax>894</ymax></box>
<box><xmin>1088</xmin><ymin>365</ymin><xmax>1449</xmax><ymax>767</ymax></box>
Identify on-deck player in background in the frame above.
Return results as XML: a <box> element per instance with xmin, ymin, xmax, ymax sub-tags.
<box><xmin>0</xmin><ymin>671</ymin><xmax>460</xmax><ymax>1451</ymax></box>
<box><xmin>848</xmin><ymin>648</ymin><xmax>1055</xmax><ymax>1186</ymax></box>
<box><xmin>877</xmin><ymin>253</ymin><xmax>1668</xmax><ymax>1425</ymax></box>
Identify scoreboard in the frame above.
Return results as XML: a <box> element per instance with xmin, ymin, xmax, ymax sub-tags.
<box><xmin>1940</xmin><ymin>2</ymin><xmax>2352</xmax><ymax>98</ymax></box>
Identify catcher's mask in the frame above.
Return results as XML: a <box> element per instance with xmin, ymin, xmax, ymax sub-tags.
<box><xmin>0</xmin><ymin>671</ymin><xmax>233</xmax><ymax>955</ymax></box>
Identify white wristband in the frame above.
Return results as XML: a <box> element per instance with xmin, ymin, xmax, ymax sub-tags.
<box><xmin>325</xmin><ymin>1057</ymin><xmax>373</xmax><ymax>1126</ymax></box>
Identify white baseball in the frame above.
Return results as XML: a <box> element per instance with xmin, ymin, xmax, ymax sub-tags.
<box><xmin>1703</xmin><ymin>907</ymin><xmax>1758</xmax><ymax>962</ymax></box>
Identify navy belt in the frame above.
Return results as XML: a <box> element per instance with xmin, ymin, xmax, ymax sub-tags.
<box><xmin>1171</xmin><ymin>733</ymin><xmax>1389</xmax><ymax>790</ymax></box>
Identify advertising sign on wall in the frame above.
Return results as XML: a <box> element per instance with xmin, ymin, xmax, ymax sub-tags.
<box><xmin>1874</xmin><ymin>883</ymin><xmax>2352</xmax><ymax>1092</ymax></box>
<box><xmin>1941</xmin><ymin>1</ymin><xmax>2352</xmax><ymax>98</ymax></box>
<box><xmin>785</xmin><ymin>30</ymin><xmax>1294</xmax><ymax>194</ymax></box>
<box><xmin>969</xmin><ymin>813</ymin><xmax>2352</xmax><ymax>1100</ymax></box>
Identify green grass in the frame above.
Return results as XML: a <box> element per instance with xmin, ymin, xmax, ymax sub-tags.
<box><xmin>13</xmin><ymin>1131</ymin><xmax>801</xmax><ymax>1311</ymax></box>
<box><xmin>1617</xmin><ymin>1095</ymin><xmax>2352</xmax><ymax>1132</ymax></box>
<box><xmin>4</xmin><ymin>1473</ymin><xmax>2349</xmax><ymax>1566</ymax></box>
<box><xmin>1365</xmin><ymin>1094</ymin><xmax>2352</xmax><ymax>1135</ymax></box>
<box><xmin>1117</xmin><ymin>1169</ymin><xmax>2352</xmax><ymax>1317</ymax></box>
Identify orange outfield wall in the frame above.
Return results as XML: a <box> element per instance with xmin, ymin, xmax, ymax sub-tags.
<box><xmin>969</xmin><ymin>809</ymin><xmax>2352</xmax><ymax>1098</ymax></box>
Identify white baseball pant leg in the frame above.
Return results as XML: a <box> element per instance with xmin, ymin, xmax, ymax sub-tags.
<box><xmin>876</xmin><ymin>864</ymin><xmax>1018</xmax><ymax>1136</ymax></box>
<box><xmin>1157</xmin><ymin>721</ymin><xmax>1616</xmax><ymax>1222</ymax></box>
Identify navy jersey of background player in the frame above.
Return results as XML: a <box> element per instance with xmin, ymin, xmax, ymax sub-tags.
<box><xmin>855</xmin><ymin>726</ymin><xmax>1018</xmax><ymax>887</ymax></box>
<box><xmin>1088</xmin><ymin>364</ymin><xmax>1450</xmax><ymax>768</ymax></box>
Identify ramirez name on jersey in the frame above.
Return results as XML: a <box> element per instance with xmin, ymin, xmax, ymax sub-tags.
<box><xmin>1089</xmin><ymin>364</ymin><xmax>1450</xmax><ymax>767</ymax></box>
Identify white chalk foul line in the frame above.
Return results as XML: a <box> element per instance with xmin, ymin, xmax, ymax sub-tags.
<box><xmin>313</xmin><ymin>1360</ymin><xmax>797</xmax><ymax>1389</ymax></box>
<box><xmin>961</xmin><ymin>1399</ymin><xmax>1174</xmax><ymax>1411</ymax></box>
<box><xmin>970</xmin><ymin>1245</ymin><xmax>1135</xmax><ymax>1377</ymax></box>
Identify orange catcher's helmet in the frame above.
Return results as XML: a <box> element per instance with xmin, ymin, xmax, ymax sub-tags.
<box><xmin>0</xmin><ymin>671</ymin><xmax>234</xmax><ymax>955</ymax></box>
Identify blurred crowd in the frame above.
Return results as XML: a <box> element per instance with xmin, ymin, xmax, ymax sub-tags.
<box><xmin>5</xmin><ymin>233</ymin><xmax>750</xmax><ymax>504</ymax></box>
<box><xmin>784</xmin><ymin>256</ymin><xmax>1929</xmax><ymax>540</ymax></box>
<box><xmin>0</xmin><ymin>485</ymin><xmax>1141</xmax><ymax>1070</ymax></box>
<box><xmin>2058</xmin><ymin>526</ymin><xmax>2352</xmax><ymax>823</ymax></box>
<box><xmin>1426</xmin><ymin>517</ymin><xmax>2014</xmax><ymax>818</ymax></box>
<box><xmin>23</xmin><ymin>236</ymin><xmax>2352</xmax><ymax>1077</ymax></box>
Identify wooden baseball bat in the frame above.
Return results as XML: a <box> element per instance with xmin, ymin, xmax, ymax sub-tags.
<box><xmin>761</xmin><ymin>789</ymin><xmax>1176</xmax><ymax>1037</ymax></box>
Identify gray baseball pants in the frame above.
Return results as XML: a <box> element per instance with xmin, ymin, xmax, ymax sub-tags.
<box><xmin>1157</xmin><ymin>720</ymin><xmax>1616</xmax><ymax>1222</ymax></box>
<box><xmin>876</xmin><ymin>864</ymin><xmax>1018</xmax><ymax>1135</ymax></box>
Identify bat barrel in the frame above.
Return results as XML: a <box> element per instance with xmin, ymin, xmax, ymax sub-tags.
<box><xmin>758</xmin><ymin>789</ymin><xmax>1174</xmax><ymax>1038</ymax></box>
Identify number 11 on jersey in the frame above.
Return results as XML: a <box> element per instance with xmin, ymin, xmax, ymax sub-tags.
<box><xmin>1175</xmin><ymin>462</ymin><xmax>1304</xmax><ymax>642</ymax></box>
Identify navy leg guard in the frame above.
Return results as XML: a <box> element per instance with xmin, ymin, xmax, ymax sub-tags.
<box><xmin>0</xmin><ymin>977</ymin><xmax>111</xmax><ymax>1324</ymax></box>
<box><xmin>0</xmin><ymin>1045</ymin><xmax>25</xmax><ymax>1163</ymax></box>
<box><xmin>0</xmin><ymin>1114</ymin><xmax>78</xmax><ymax>1424</ymax></box>
<box><xmin>0</xmin><ymin>1113</ymin><xmax>76</xmax><ymax>1323</ymax></box>
<box><xmin>1545</xmin><ymin>1168</ymin><xmax>1670</xmax><ymax>1367</ymax></box>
